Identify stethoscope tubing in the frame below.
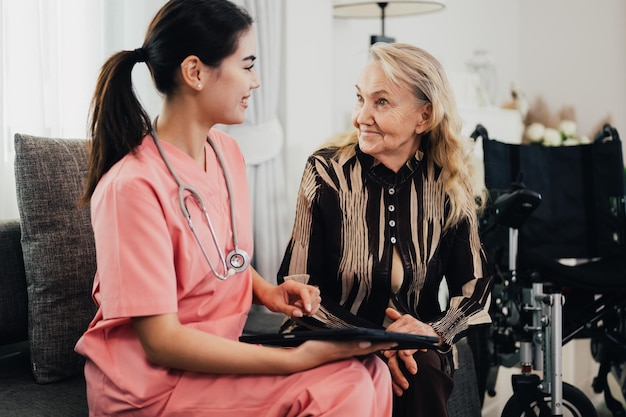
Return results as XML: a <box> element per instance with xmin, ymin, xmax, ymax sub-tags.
<box><xmin>150</xmin><ymin>126</ymin><xmax>249</xmax><ymax>280</ymax></box>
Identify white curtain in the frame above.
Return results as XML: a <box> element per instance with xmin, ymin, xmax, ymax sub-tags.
<box><xmin>0</xmin><ymin>0</ymin><xmax>103</xmax><ymax>219</ymax></box>
<box><xmin>0</xmin><ymin>0</ymin><xmax>163</xmax><ymax>220</ymax></box>
<box><xmin>227</xmin><ymin>0</ymin><xmax>290</xmax><ymax>284</ymax></box>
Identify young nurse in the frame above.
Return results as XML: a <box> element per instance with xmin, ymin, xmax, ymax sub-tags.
<box><xmin>74</xmin><ymin>1</ymin><xmax>393</xmax><ymax>416</ymax></box>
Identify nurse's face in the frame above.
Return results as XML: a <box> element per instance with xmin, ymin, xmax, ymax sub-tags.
<box><xmin>205</xmin><ymin>29</ymin><xmax>260</xmax><ymax>126</ymax></box>
<box><xmin>352</xmin><ymin>61</ymin><xmax>431</xmax><ymax>172</ymax></box>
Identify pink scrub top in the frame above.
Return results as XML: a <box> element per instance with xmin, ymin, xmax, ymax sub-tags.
<box><xmin>75</xmin><ymin>130</ymin><xmax>255</xmax><ymax>413</ymax></box>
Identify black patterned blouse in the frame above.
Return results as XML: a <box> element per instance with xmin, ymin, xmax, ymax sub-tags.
<box><xmin>278</xmin><ymin>142</ymin><xmax>492</xmax><ymax>347</ymax></box>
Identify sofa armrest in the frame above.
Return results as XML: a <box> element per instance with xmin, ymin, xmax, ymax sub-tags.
<box><xmin>0</xmin><ymin>219</ymin><xmax>28</xmax><ymax>347</ymax></box>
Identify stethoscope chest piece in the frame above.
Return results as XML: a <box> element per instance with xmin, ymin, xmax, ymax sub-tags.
<box><xmin>227</xmin><ymin>249</ymin><xmax>250</xmax><ymax>272</ymax></box>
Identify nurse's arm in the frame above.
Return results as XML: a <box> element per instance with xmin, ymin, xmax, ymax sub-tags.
<box><xmin>131</xmin><ymin>313</ymin><xmax>393</xmax><ymax>374</ymax></box>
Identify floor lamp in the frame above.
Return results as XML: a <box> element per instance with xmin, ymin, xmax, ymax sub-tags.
<box><xmin>333</xmin><ymin>1</ymin><xmax>446</xmax><ymax>44</ymax></box>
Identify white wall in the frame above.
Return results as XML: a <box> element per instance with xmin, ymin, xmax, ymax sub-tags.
<box><xmin>282</xmin><ymin>0</ymin><xmax>334</xmax><ymax>221</ymax></box>
<box><xmin>518</xmin><ymin>0</ymin><xmax>626</xmax><ymax>140</ymax></box>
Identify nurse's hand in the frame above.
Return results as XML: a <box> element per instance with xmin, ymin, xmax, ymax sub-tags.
<box><xmin>258</xmin><ymin>279</ymin><xmax>321</xmax><ymax>318</ymax></box>
<box><xmin>252</xmin><ymin>267</ymin><xmax>320</xmax><ymax>317</ymax></box>
<box><xmin>295</xmin><ymin>339</ymin><xmax>397</xmax><ymax>367</ymax></box>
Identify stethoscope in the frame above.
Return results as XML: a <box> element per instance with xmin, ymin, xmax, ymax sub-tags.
<box><xmin>150</xmin><ymin>124</ymin><xmax>250</xmax><ymax>280</ymax></box>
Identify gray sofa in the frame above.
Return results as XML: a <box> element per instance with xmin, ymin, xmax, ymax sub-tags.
<box><xmin>0</xmin><ymin>133</ymin><xmax>482</xmax><ymax>417</ymax></box>
<box><xmin>0</xmin><ymin>133</ymin><xmax>97</xmax><ymax>417</ymax></box>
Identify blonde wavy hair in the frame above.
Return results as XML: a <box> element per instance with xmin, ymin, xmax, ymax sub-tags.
<box><xmin>323</xmin><ymin>42</ymin><xmax>484</xmax><ymax>230</ymax></box>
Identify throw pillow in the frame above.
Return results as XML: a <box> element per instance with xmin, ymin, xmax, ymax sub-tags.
<box><xmin>14</xmin><ymin>133</ymin><xmax>96</xmax><ymax>384</ymax></box>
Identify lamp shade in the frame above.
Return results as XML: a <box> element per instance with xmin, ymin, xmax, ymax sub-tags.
<box><xmin>333</xmin><ymin>0</ymin><xmax>446</xmax><ymax>18</ymax></box>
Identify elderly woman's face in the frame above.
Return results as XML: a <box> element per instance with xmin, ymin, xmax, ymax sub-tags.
<box><xmin>352</xmin><ymin>61</ymin><xmax>430</xmax><ymax>172</ymax></box>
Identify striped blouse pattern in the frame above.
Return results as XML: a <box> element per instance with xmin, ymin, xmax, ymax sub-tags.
<box><xmin>278</xmin><ymin>144</ymin><xmax>492</xmax><ymax>346</ymax></box>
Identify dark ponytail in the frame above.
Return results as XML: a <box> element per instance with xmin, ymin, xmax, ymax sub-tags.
<box><xmin>81</xmin><ymin>0</ymin><xmax>252</xmax><ymax>206</ymax></box>
<box><xmin>81</xmin><ymin>51</ymin><xmax>150</xmax><ymax>206</ymax></box>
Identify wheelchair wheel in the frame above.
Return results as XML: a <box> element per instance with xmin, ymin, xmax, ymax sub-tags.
<box><xmin>500</xmin><ymin>382</ymin><xmax>597</xmax><ymax>417</ymax></box>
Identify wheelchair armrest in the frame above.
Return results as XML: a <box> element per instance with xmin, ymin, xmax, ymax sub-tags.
<box><xmin>493</xmin><ymin>188</ymin><xmax>542</xmax><ymax>229</ymax></box>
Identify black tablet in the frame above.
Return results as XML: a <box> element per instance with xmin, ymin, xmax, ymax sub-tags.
<box><xmin>239</xmin><ymin>328</ymin><xmax>440</xmax><ymax>350</ymax></box>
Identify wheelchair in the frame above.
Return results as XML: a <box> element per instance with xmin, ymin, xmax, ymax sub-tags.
<box><xmin>470</xmin><ymin>123</ymin><xmax>626</xmax><ymax>417</ymax></box>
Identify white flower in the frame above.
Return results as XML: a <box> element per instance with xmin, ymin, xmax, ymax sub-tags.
<box><xmin>562</xmin><ymin>137</ymin><xmax>580</xmax><ymax>146</ymax></box>
<box><xmin>543</xmin><ymin>127</ymin><xmax>563</xmax><ymax>146</ymax></box>
<box><xmin>526</xmin><ymin>122</ymin><xmax>546</xmax><ymax>143</ymax></box>
<box><xmin>559</xmin><ymin>120</ymin><xmax>577</xmax><ymax>138</ymax></box>
<box><xmin>525</xmin><ymin>119</ymin><xmax>586</xmax><ymax>146</ymax></box>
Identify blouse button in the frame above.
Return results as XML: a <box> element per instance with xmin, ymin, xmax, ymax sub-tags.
<box><xmin>389</xmin><ymin>220</ymin><xmax>396</xmax><ymax>227</ymax></box>
<box><xmin>388</xmin><ymin>187</ymin><xmax>395</xmax><ymax>195</ymax></box>
<box><xmin>390</xmin><ymin>236</ymin><xmax>397</xmax><ymax>244</ymax></box>
<box><xmin>388</xmin><ymin>204</ymin><xmax>395</xmax><ymax>212</ymax></box>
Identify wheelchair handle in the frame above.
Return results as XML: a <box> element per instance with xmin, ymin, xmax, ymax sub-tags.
<box><xmin>470</xmin><ymin>124</ymin><xmax>490</xmax><ymax>142</ymax></box>
<box><xmin>593</xmin><ymin>123</ymin><xmax>621</xmax><ymax>143</ymax></box>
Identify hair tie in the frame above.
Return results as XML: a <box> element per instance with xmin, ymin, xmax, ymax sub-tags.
<box><xmin>133</xmin><ymin>47</ymin><xmax>147</xmax><ymax>63</ymax></box>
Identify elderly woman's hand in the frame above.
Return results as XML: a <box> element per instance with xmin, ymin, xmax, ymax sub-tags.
<box><xmin>382</xmin><ymin>307</ymin><xmax>441</xmax><ymax>395</ymax></box>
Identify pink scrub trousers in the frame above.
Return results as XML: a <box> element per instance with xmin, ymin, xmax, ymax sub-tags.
<box><xmin>84</xmin><ymin>353</ymin><xmax>392</xmax><ymax>416</ymax></box>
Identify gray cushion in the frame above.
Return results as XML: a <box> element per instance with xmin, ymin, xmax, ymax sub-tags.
<box><xmin>0</xmin><ymin>219</ymin><xmax>28</xmax><ymax>345</ymax></box>
<box><xmin>14</xmin><ymin>134</ymin><xmax>96</xmax><ymax>384</ymax></box>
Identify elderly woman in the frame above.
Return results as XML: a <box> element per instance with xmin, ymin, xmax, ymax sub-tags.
<box><xmin>278</xmin><ymin>42</ymin><xmax>493</xmax><ymax>417</ymax></box>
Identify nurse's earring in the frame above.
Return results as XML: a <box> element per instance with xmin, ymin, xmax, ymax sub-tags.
<box><xmin>196</xmin><ymin>83</ymin><xmax>203</xmax><ymax>90</ymax></box>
